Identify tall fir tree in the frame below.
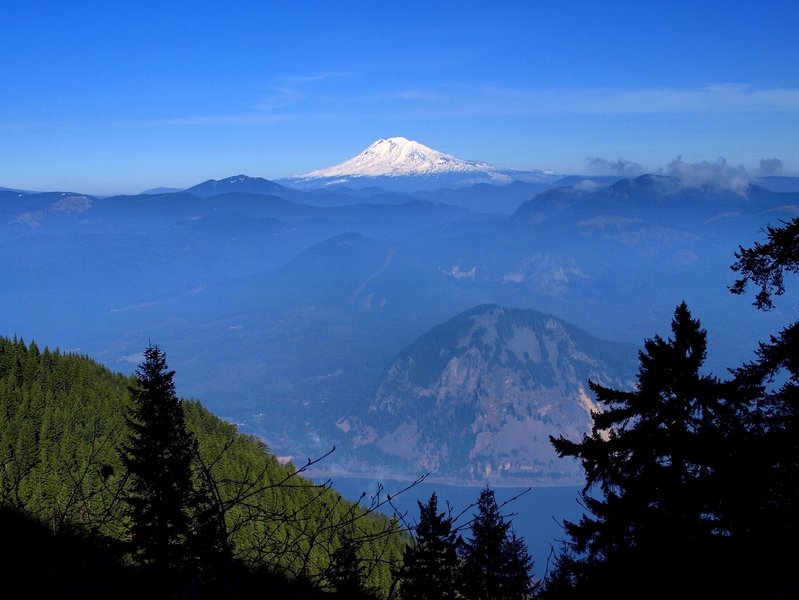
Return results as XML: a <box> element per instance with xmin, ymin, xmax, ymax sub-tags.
<box><xmin>122</xmin><ymin>343</ymin><xmax>196</xmax><ymax>574</ymax></box>
<box><xmin>326</xmin><ymin>532</ymin><xmax>375</xmax><ymax>599</ymax></box>
<box><xmin>547</xmin><ymin>303</ymin><xmax>752</xmax><ymax>599</ymax></box>
<box><xmin>460</xmin><ymin>486</ymin><xmax>533</xmax><ymax>600</ymax></box>
<box><xmin>396</xmin><ymin>492</ymin><xmax>461</xmax><ymax>600</ymax></box>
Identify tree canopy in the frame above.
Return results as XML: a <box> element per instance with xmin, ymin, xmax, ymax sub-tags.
<box><xmin>460</xmin><ymin>486</ymin><xmax>534</xmax><ymax>600</ymax></box>
<box><xmin>396</xmin><ymin>492</ymin><xmax>460</xmax><ymax>600</ymax></box>
<box><xmin>548</xmin><ymin>304</ymin><xmax>756</xmax><ymax>598</ymax></box>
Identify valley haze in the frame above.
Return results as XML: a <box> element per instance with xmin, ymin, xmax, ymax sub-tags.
<box><xmin>2</xmin><ymin>136</ymin><xmax>797</xmax><ymax>486</ymax></box>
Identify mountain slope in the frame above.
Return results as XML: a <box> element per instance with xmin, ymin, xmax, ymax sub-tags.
<box><xmin>344</xmin><ymin>305</ymin><xmax>637</xmax><ymax>484</ymax></box>
<box><xmin>185</xmin><ymin>174</ymin><xmax>290</xmax><ymax>197</ymax></box>
<box><xmin>0</xmin><ymin>336</ymin><xmax>404</xmax><ymax>594</ymax></box>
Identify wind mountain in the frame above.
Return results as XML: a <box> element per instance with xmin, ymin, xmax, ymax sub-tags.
<box><xmin>339</xmin><ymin>305</ymin><xmax>637</xmax><ymax>484</ymax></box>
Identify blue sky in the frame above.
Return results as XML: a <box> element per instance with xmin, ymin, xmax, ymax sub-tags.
<box><xmin>3</xmin><ymin>0</ymin><xmax>798</xmax><ymax>194</ymax></box>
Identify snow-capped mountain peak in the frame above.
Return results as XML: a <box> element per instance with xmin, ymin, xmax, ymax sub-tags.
<box><xmin>300</xmin><ymin>137</ymin><xmax>497</xmax><ymax>179</ymax></box>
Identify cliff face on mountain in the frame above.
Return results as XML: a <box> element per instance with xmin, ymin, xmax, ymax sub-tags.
<box><xmin>345</xmin><ymin>304</ymin><xmax>638</xmax><ymax>484</ymax></box>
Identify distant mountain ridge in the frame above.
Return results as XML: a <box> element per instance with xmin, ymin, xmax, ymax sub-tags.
<box><xmin>140</xmin><ymin>186</ymin><xmax>184</xmax><ymax>195</ymax></box>
<box><xmin>512</xmin><ymin>174</ymin><xmax>799</xmax><ymax>227</ymax></box>
<box><xmin>185</xmin><ymin>174</ymin><xmax>290</xmax><ymax>197</ymax></box>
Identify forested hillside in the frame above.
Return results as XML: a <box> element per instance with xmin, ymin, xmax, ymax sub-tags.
<box><xmin>0</xmin><ymin>337</ymin><xmax>404</xmax><ymax>597</ymax></box>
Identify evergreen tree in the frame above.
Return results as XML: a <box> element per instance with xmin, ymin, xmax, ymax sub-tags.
<box><xmin>548</xmin><ymin>303</ymin><xmax>751</xmax><ymax>598</ymax></box>
<box><xmin>730</xmin><ymin>217</ymin><xmax>799</xmax><ymax>598</ymax></box>
<box><xmin>501</xmin><ymin>531</ymin><xmax>535</xmax><ymax>599</ymax></box>
<box><xmin>122</xmin><ymin>343</ymin><xmax>196</xmax><ymax>574</ymax></box>
<box><xmin>460</xmin><ymin>486</ymin><xmax>533</xmax><ymax>600</ymax></box>
<box><xmin>327</xmin><ymin>532</ymin><xmax>375</xmax><ymax>599</ymax></box>
<box><xmin>396</xmin><ymin>492</ymin><xmax>460</xmax><ymax>600</ymax></box>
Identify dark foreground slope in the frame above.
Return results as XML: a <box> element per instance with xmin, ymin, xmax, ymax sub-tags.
<box><xmin>0</xmin><ymin>336</ymin><xmax>403</xmax><ymax>598</ymax></box>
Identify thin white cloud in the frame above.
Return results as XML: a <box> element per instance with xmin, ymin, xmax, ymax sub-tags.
<box><xmin>109</xmin><ymin>300</ymin><xmax>163</xmax><ymax>313</ymax></box>
<box><xmin>665</xmin><ymin>157</ymin><xmax>751</xmax><ymax>194</ymax></box>
<box><xmin>237</xmin><ymin>81</ymin><xmax>799</xmax><ymax>123</ymax></box>
<box><xmin>255</xmin><ymin>86</ymin><xmax>302</xmax><ymax>112</ymax></box>
<box><xmin>0</xmin><ymin>113</ymin><xmax>294</xmax><ymax>129</ymax></box>
<box><xmin>580</xmin><ymin>84</ymin><xmax>799</xmax><ymax>114</ymax></box>
<box><xmin>285</xmin><ymin>71</ymin><xmax>351</xmax><ymax>85</ymax></box>
<box><xmin>2</xmin><ymin>82</ymin><xmax>797</xmax><ymax>132</ymax></box>
<box><xmin>254</xmin><ymin>71</ymin><xmax>352</xmax><ymax>113</ymax></box>
<box><xmin>586</xmin><ymin>157</ymin><xmax>646</xmax><ymax>176</ymax></box>
<box><xmin>372</xmin><ymin>88</ymin><xmax>447</xmax><ymax>102</ymax></box>
<box><xmin>111</xmin><ymin>81</ymin><xmax>799</xmax><ymax>126</ymax></box>
<box><xmin>414</xmin><ymin>83</ymin><xmax>799</xmax><ymax>117</ymax></box>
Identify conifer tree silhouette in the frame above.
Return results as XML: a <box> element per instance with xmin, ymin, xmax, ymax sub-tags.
<box><xmin>122</xmin><ymin>344</ymin><xmax>195</xmax><ymax>574</ymax></box>
<box><xmin>396</xmin><ymin>492</ymin><xmax>460</xmax><ymax>600</ymax></box>
<box><xmin>549</xmin><ymin>303</ymin><xmax>750</xmax><ymax>598</ymax></box>
<box><xmin>460</xmin><ymin>486</ymin><xmax>533</xmax><ymax>600</ymax></box>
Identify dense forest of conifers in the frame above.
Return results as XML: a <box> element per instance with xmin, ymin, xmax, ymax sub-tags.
<box><xmin>1</xmin><ymin>217</ymin><xmax>798</xmax><ymax>599</ymax></box>
<box><xmin>0</xmin><ymin>337</ymin><xmax>406</xmax><ymax>597</ymax></box>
